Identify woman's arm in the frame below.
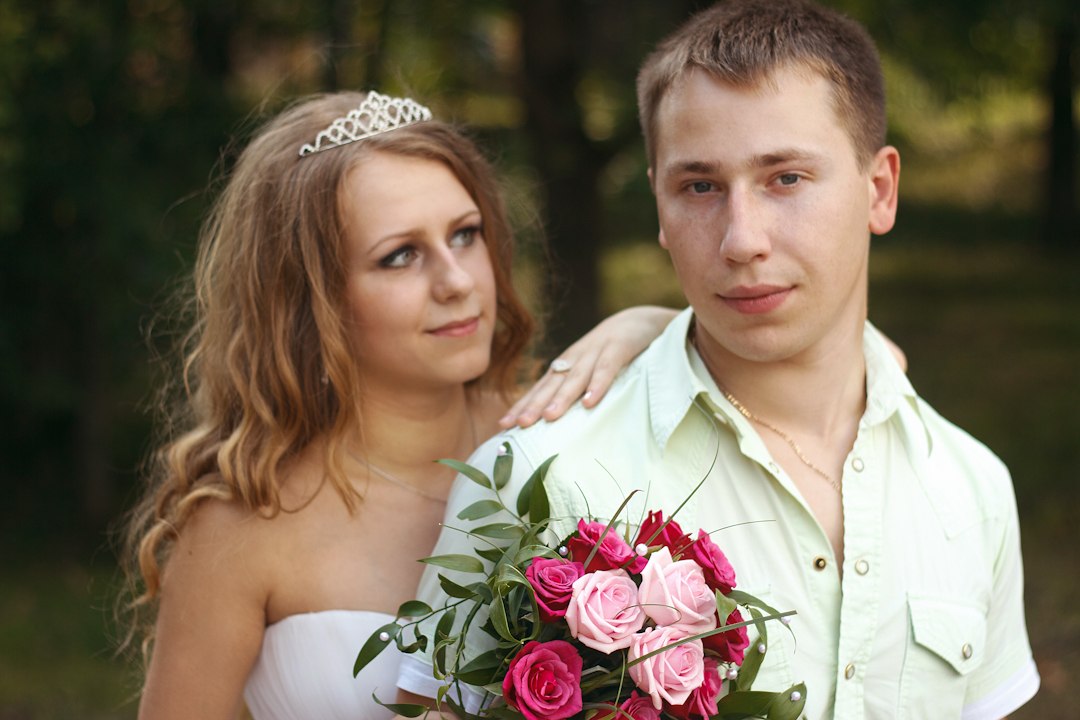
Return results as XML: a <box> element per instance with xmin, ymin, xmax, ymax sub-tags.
<box><xmin>499</xmin><ymin>305</ymin><xmax>679</xmax><ymax>429</ymax></box>
<box><xmin>137</xmin><ymin>501</ymin><xmax>267</xmax><ymax>720</ymax></box>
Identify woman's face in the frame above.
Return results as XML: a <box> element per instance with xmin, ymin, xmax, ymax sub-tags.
<box><xmin>339</xmin><ymin>152</ymin><xmax>497</xmax><ymax>394</ymax></box>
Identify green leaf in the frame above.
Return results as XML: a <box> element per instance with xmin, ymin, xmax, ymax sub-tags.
<box><xmin>433</xmin><ymin>607</ymin><xmax>457</xmax><ymax>670</ymax></box>
<box><xmin>476</xmin><ymin>546</ymin><xmax>508</xmax><ymax>564</ymax></box>
<box><xmin>736</xmin><ymin>609</ymin><xmax>767</xmax><ymax>691</ymax></box>
<box><xmin>420</xmin><ymin>553</ymin><xmax>485</xmax><ymax>573</ymax></box>
<box><xmin>371</xmin><ymin>694</ymin><xmax>428</xmax><ymax>718</ymax></box>
<box><xmin>438</xmin><ymin>573</ymin><xmax>481</xmax><ymax>599</ymax></box>
<box><xmin>713</xmin><ymin>689</ymin><xmax>776</xmax><ymax>718</ymax></box>
<box><xmin>516</xmin><ymin>454</ymin><xmax>556</xmax><ymax>520</ymax></box>
<box><xmin>438</xmin><ymin>458</ymin><xmax>492</xmax><ymax>490</ymax></box>
<box><xmin>716</xmin><ymin>590</ymin><xmax>738</xmax><ymax>620</ymax></box>
<box><xmin>487</xmin><ymin>594</ymin><xmax>517</xmax><ymax>642</ymax></box>
<box><xmin>471</xmin><ymin>522</ymin><xmax>526</xmax><ymax>540</ymax></box>
<box><xmin>514</xmin><ymin>544</ymin><xmax>557</xmax><ymax>564</ymax></box>
<box><xmin>493</xmin><ymin>445</ymin><xmax>513</xmax><ymax>489</ymax></box>
<box><xmin>727</xmin><ymin>589</ymin><xmax>783</xmax><ymax>618</ymax></box>
<box><xmin>354</xmin><ymin>622</ymin><xmax>400</xmax><ymax>676</ymax></box>
<box><xmin>765</xmin><ymin>683</ymin><xmax>807</xmax><ymax>720</ymax></box>
<box><xmin>457</xmin><ymin>498</ymin><xmax>504</xmax><ymax>521</ymax></box>
<box><xmin>454</xmin><ymin>648</ymin><xmax>503</xmax><ymax>684</ymax></box>
<box><xmin>396</xmin><ymin>600</ymin><xmax>433</xmax><ymax>619</ymax></box>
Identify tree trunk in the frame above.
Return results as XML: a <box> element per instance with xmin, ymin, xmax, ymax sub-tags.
<box><xmin>1044</xmin><ymin>20</ymin><xmax>1077</xmax><ymax>249</ymax></box>
<box><xmin>518</xmin><ymin>1</ymin><xmax>604</xmax><ymax>354</ymax></box>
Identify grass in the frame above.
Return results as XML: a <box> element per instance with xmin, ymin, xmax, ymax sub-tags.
<box><xmin>1</xmin><ymin>205</ymin><xmax>1076</xmax><ymax>718</ymax></box>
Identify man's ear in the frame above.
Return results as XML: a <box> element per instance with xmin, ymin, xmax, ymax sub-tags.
<box><xmin>868</xmin><ymin>146</ymin><xmax>900</xmax><ymax>236</ymax></box>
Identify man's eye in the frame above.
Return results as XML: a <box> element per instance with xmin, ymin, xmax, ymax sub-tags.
<box><xmin>690</xmin><ymin>181</ymin><xmax>713</xmax><ymax>194</ymax></box>
<box><xmin>777</xmin><ymin>173</ymin><xmax>800</xmax><ymax>186</ymax></box>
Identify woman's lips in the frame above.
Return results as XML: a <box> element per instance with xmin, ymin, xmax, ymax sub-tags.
<box><xmin>719</xmin><ymin>286</ymin><xmax>792</xmax><ymax>314</ymax></box>
<box><xmin>429</xmin><ymin>317</ymin><xmax>480</xmax><ymax>337</ymax></box>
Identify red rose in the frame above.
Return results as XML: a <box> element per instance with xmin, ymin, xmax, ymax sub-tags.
<box><xmin>567</xmin><ymin>519</ymin><xmax>646</xmax><ymax>573</ymax></box>
<box><xmin>685</xmin><ymin>530</ymin><xmax>736</xmax><ymax>594</ymax></box>
<box><xmin>702</xmin><ymin>608</ymin><xmax>750</xmax><ymax>665</ymax></box>
<box><xmin>591</xmin><ymin>691</ymin><xmax>662</xmax><ymax>720</ymax></box>
<box><xmin>667</xmin><ymin>657</ymin><xmax>724</xmax><ymax>719</ymax></box>
<box><xmin>633</xmin><ymin>510</ymin><xmax>693</xmax><ymax>556</ymax></box>
<box><xmin>502</xmin><ymin>640</ymin><xmax>583</xmax><ymax>720</ymax></box>
<box><xmin>526</xmin><ymin>557</ymin><xmax>585</xmax><ymax>622</ymax></box>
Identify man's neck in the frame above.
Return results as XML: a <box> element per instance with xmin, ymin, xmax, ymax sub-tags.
<box><xmin>692</xmin><ymin>319</ymin><xmax>868</xmax><ymax>443</ymax></box>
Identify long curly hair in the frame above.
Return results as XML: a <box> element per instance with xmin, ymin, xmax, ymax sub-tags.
<box><xmin>119</xmin><ymin>91</ymin><xmax>534</xmax><ymax>661</ymax></box>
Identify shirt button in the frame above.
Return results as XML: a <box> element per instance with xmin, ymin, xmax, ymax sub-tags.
<box><xmin>851</xmin><ymin>457</ymin><xmax>865</xmax><ymax>472</ymax></box>
<box><xmin>844</xmin><ymin>662</ymin><xmax>856</xmax><ymax>680</ymax></box>
<box><xmin>854</xmin><ymin>559</ymin><xmax>870</xmax><ymax>575</ymax></box>
<box><xmin>962</xmin><ymin>643</ymin><xmax>973</xmax><ymax>660</ymax></box>
<box><xmin>813</xmin><ymin>556</ymin><xmax>828</xmax><ymax>571</ymax></box>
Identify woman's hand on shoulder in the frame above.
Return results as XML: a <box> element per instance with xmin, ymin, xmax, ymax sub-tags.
<box><xmin>499</xmin><ymin>305</ymin><xmax>678</xmax><ymax>429</ymax></box>
<box><xmin>137</xmin><ymin>498</ymin><xmax>269</xmax><ymax>720</ymax></box>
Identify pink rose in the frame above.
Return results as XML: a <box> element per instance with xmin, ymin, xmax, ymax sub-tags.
<box><xmin>633</xmin><ymin>511</ymin><xmax>692</xmax><ymax>556</ymax></box>
<box><xmin>702</xmin><ymin>608</ymin><xmax>750</xmax><ymax>665</ymax></box>
<box><xmin>526</xmin><ymin>557</ymin><xmax>585</xmax><ymax>622</ymax></box>
<box><xmin>684</xmin><ymin>530</ymin><xmax>736</xmax><ymax>595</ymax></box>
<box><xmin>564</xmin><ymin>569</ymin><xmax>646</xmax><ymax>653</ymax></box>
<box><xmin>628</xmin><ymin>626</ymin><xmax>706</xmax><ymax>710</ymax></box>
<box><xmin>637</xmin><ymin>546</ymin><xmax>717</xmax><ymax>634</ymax></box>
<box><xmin>502</xmin><ymin>640</ymin><xmax>583</xmax><ymax>720</ymax></box>
<box><xmin>667</xmin><ymin>657</ymin><xmax>724</xmax><ymax>719</ymax></box>
<box><xmin>591</xmin><ymin>691</ymin><xmax>663</xmax><ymax>720</ymax></box>
<box><xmin>567</xmin><ymin>519</ymin><xmax>646</xmax><ymax>573</ymax></box>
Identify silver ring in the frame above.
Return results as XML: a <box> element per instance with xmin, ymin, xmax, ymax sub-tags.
<box><xmin>550</xmin><ymin>358</ymin><xmax>572</xmax><ymax>374</ymax></box>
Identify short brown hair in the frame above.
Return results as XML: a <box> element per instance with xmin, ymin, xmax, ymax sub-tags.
<box><xmin>637</xmin><ymin>0</ymin><xmax>886</xmax><ymax>168</ymax></box>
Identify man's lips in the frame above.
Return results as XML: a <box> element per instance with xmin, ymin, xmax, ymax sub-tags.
<box><xmin>718</xmin><ymin>285</ymin><xmax>792</xmax><ymax>314</ymax></box>
<box><xmin>429</xmin><ymin>316</ymin><xmax>481</xmax><ymax>337</ymax></box>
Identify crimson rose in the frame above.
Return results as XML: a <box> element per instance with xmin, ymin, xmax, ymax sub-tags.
<box><xmin>685</xmin><ymin>529</ymin><xmax>736</xmax><ymax>594</ymax></box>
<box><xmin>567</xmin><ymin>519</ymin><xmax>646</xmax><ymax>573</ymax></box>
<box><xmin>702</xmin><ymin>608</ymin><xmax>750</xmax><ymax>665</ymax></box>
<box><xmin>502</xmin><ymin>640</ymin><xmax>583</xmax><ymax>720</ymax></box>
<box><xmin>525</xmin><ymin>557</ymin><xmax>584</xmax><ymax>622</ymax></box>
<box><xmin>633</xmin><ymin>510</ymin><xmax>693</xmax><ymax>556</ymax></box>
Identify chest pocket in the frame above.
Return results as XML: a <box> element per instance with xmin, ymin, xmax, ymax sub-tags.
<box><xmin>739</xmin><ymin>588</ymin><xmax>796</xmax><ymax>695</ymax></box>
<box><xmin>899</xmin><ymin>594</ymin><xmax>987</xmax><ymax>718</ymax></box>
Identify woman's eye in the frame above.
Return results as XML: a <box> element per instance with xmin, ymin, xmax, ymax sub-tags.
<box><xmin>451</xmin><ymin>224</ymin><xmax>482</xmax><ymax>247</ymax></box>
<box><xmin>380</xmin><ymin>246</ymin><xmax>417</xmax><ymax>268</ymax></box>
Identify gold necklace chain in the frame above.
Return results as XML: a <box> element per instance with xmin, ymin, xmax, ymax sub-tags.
<box><xmin>366</xmin><ymin>461</ymin><xmax>447</xmax><ymax>503</ymax></box>
<box><xmin>361</xmin><ymin>402</ymin><xmax>478</xmax><ymax>504</ymax></box>
<box><xmin>721</xmin><ymin>388</ymin><xmax>842</xmax><ymax>494</ymax></box>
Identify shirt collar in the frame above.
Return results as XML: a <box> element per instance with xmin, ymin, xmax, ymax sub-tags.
<box><xmin>642</xmin><ymin>309</ymin><xmax>932</xmax><ymax>457</ymax></box>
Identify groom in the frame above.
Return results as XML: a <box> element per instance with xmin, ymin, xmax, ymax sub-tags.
<box><xmin>398</xmin><ymin>0</ymin><xmax>1039</xmax><ymax>716</ymax></box>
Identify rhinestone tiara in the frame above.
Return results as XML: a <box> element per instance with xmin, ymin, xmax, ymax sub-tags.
<box><xmin>298</xmin><ymin>91</ymin><xmax>433</xmax><ymax>157</ymax></box>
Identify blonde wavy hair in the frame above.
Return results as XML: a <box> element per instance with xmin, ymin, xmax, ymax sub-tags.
<box><xmin>119</xmin><ymin>91</ymin><xmax>534</xmax><ymax>661</ymax></box>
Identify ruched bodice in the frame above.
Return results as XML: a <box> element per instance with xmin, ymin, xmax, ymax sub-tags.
<box><xmin>243</xmin><ymin>610</ymin><xmax>401</xmax><ymax>720</ymax></box>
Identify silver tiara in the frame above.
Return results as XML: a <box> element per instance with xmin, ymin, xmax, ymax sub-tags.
<box><xmin>298</xmin><ymin>91</ymin><xmax>433</xmax><ymax>157</ymax></box>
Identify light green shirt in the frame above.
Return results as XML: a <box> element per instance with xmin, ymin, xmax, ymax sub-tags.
<box><xmin>399</xmin><ymin>308</ymin><xmax>1038</xmax><ymax>719</ymax></box>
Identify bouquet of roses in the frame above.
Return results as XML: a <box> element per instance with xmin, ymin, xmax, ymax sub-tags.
<box><xmin>356</xmin><ymin>446</ymin><xmax>806</xmax><ymax>719</ymax></box>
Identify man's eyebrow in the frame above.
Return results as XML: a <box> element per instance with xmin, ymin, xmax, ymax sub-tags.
<box><xmin>750</xmin><ymin>148</ymin><xmax>822</xmax><ymax>167</ymax></box>
<box><xmin>663</xmin><ymin>149</ymin><xmax>822</xmax><ymax>177</ymax></box>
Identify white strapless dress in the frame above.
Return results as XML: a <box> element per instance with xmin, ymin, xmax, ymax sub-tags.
<box><xmin>243</xmin><ymin>610</ymin><xmax>402</xmax><ymax>720</ymax></box>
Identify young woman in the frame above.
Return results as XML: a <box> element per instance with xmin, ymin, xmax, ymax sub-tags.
<box><xmin>121</xmin><ymin>90</ymin><xmax>674</xmax><ymax>720</ymax></box>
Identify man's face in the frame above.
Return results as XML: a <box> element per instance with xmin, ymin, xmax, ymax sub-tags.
<box><xmin>650</xmin><ymin>66</ymin><xmax>898</xmax><ymax>366</ymax></box>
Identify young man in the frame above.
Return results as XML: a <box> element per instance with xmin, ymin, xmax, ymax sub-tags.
<box><xmin>398</xmin><ymin>1</ymin><xmax>1039</xmax><ymax>717</ymax></box>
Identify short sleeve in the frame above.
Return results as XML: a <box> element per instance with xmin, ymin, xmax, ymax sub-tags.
<box><xmin>960</xmin><ymin>466</ymin><xmax>1040</xmax><ymax>718</ymax></box>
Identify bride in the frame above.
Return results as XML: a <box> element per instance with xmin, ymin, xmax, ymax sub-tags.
<box><xmin>120</xmin><ymin>90</ymin><xmax>675</xmax><ymax>720</ymax></box>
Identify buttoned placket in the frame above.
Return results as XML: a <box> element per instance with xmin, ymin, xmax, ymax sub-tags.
<box><xmin>833</xmin><ymin>422</ymin><xmax>885</xmax><ymax>719</ymax></box>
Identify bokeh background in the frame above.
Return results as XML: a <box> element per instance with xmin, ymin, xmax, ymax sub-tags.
<box><xmin>0</xmin><ymin>1</ymin><xmax>1076</xmax><ymax>718</ymax></box>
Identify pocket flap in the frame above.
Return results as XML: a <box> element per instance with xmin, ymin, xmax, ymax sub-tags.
<box><xmin>908</xmin><ymin>595</ymin><xmax>987</xmax><ymax>675</ymax></box>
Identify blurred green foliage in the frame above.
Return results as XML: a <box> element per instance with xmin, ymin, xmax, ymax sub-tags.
<box><xmin>0</xmin><ymin>0</ymin><xmax>1075</xmax><ymax>717</ymax></box>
